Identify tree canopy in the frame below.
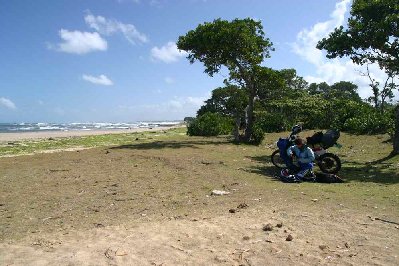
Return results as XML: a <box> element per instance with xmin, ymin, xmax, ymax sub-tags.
<box><xmin>177</xmin><ymin>18</ymin><xmax>273</xmax><ymax>77</ymax></box>
<box><xmin>317</xmin><ymin>0</ymin><xmax>399</xmax><ymax>74</ymax></box>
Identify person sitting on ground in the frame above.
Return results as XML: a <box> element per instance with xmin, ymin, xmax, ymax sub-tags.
<box><xmin>286</xmin><ymin>137</ymin><xmax>315</xmax><ymax>181</ymax></box>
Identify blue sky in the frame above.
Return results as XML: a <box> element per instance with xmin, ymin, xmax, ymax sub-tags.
<box><xmin>0</xmin><ymin>0</ymin><xmax>395</xmax><ymax>122</ymax></box>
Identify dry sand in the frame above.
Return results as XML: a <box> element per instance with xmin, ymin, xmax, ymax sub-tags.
<box><xmin>0</xmin><ymin>126</ymin><xmax>179</xmax><ymax>142</ymax></box>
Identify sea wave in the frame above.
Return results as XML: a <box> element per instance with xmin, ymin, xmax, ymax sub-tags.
<box><xmin>0</xmin><ymin>121</ymin><xmax>181</xmax><ymax>133</ymax></box>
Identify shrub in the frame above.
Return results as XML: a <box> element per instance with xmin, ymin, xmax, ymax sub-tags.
<box><xmin>249</xmin><ymin>123</ymin><xmax>265</xmax><ymax>145</ymax></box>
<box><xmin>255</xmin><ymin>111</ymin><xmax>291</xmax><ymax>133</ymax></box>
<box><xmin>187</xmin><ymin>112</ymin><xmax>233</xmax><ymax>136</ymax></box>
<box><xmin>343</xmin><ymin>109</ymin><xmax>394</xmax><ymax>135</ymax></box>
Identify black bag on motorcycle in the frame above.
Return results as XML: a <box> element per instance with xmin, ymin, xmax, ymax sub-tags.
<box><xmin>321</xmin><ymin>129</ymin><xmax>340</xmax><ymax>149</ymax></box>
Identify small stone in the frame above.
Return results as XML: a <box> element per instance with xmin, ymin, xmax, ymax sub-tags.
<box><xmin>237</xmin><ymin>203</ymin><xmax>248</xmax><ymax>209</ymax></box>
<box><xmin>312</xmin><ymin>199</ymin><xmax>318</xmax><ymax>202</ymax></box>
<box><xmin>263</xmin><ymin>224</ymin><xmax>273</xmax><ymax>231</ymax></box>
<box><xmin>276</xmin><ymin>222</ymin><xmax>283</xmax><ymax>228</ymax></box>
<box><xmin>135</xmin><ymin>138</ymin><xmax>139</xmax><ymax>141</ymax></box>
<box><xmin>115</xmin><ymin>250</ymin><xmax>128</xmax><ymax>256</ymax></box>
<box><xmin>242</xmin><ymin>236</ymin><xmax>250</xmax><ymax>241</ymax></box>
<box><xmin>319</xmin><ymin>245</ymin><xmax>328</xmax><ymax>251</ymax></box>
<box><xmin>345</xmin><ymin>242</ymin><xmax>350</xmax><ymax>248</ymax></box>
<box><xmin>229</xmin><ymin>209</ymin><xmax>236</xmax><ymax>213</ymax></box>
<box><xmin>286</xmin><ymin>234</ymin><xmax>293</xmax><ymax>241</ymax></box>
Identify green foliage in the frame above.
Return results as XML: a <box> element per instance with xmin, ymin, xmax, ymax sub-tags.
<box><xmin>343</xmin><ymin>107</ymin><xmax>395</xmax><ymax>135</ymax></box>
<box><xmin>177</xmin><ymin>18</ymin><xmax>273</xmax><ymax>77</ymax></box>
<box><xmin>255</xmin><ymin>111</ymin><xmax>290</xmax><ymax>133</ymax></box>
<box><xmin>197</xmin><ymin>85</ymin><xmax>247</xmax><ymax>117</ymax></box>
<box><xmin>254</xmin><ymin>67</ymin><xmax>286</xmax><ymax>101</ymax></box>
<box><xmin>249</xmin><ymin>122</ymin><xmax>265</xmax><ymax>145</ymax></box>
<box><xmin>258</xmin><ymin>92</ymin><xmax>395</xmax><ymax>135</ymax></box>
<box><xmin>317</xmin><ymin>0</ymin><xmax>399</xmax><ymax>75</ymax></box>
<box><xmin>184</xmin><ymin>117</ymin><xmax>195</xmax><ymax>123</ymax></box>
<box><xmin>279</xmin><ymin>68</ymin><xmax>308</xmax><ymax>91</ymax></box>
<box><xmin>187</xmin><ymin>112</ymin><xmax>233</xmax><ymax>136</ymax></box>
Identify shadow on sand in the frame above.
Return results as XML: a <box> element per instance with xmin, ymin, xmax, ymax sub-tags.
<box><xmin>110</xmin><ymin>139</ymin><xmax>230</xmax><ymax>150</ymax></box>
<box><xmin>247</xmin><ymin>154</ymin><xmax>399</xmax><ymax>185</ymax></box>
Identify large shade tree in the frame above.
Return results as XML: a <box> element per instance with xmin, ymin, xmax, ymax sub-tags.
<box><xmin>177</xmin><ymin>18</ymin><xmax>274</xmax><ymax>142</ymax></box>
<box><xmin>317</xmin><ymin>0</ymin><xmax>399</xmax><ymax>154</ymax></box>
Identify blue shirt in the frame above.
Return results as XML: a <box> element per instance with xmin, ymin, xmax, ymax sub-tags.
<box><xmin>287</xmin><ymin>145</ymin><xmax>315</xmax><ymax>164</ymax></box>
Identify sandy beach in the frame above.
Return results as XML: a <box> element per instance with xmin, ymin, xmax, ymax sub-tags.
<box><xmin>0</xmin><ymin>126</ymin><xmax>182</xmax><ymax>142</ymax></box>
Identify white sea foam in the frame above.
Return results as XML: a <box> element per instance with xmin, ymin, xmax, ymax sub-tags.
<box><xmin>0</xmin><ymin>121</ymin><xmax>181</xmax><ymax>133</ymax></box>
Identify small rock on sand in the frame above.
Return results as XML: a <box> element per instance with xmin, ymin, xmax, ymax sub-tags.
<box><xmin>237</xmin><ymin>203</ymin><xmax>248</xmax><ymax>209</ymax></box>
<box><xmin>319</xmin><ymin>245</ymin><xmax>328</xmax><ymax>251</ymax></box>
<box><xmin>229</xmin><ymin>209</ymin><xmax>236</xmax><ymax>213</ymax></box>
<box><xmin>276</xmin><ymin>222</ymin><xmax>283</xmax><ymax>228</ymax></box>
<box><xmin>263</xmin><ymin>224</ymin><xmax>273</xmax><ymax>231</ymax></box>
<box><xmin>286</xmin><ymin>234</ymin><xmax>293</xmax><ymax>241</ymax></box>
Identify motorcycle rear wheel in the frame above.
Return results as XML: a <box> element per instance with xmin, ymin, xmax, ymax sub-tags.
<box><xmin>271</xmin><ymin>150</ymin><xmax>286</xmax><ymax>169</ymax></box>
<box><xmin>317</xmin><ymin>153</ymin><xmax>341</xmax><ymax>174</ymax></box>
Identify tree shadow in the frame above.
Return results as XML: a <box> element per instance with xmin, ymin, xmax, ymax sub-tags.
<box><xmin>110</xmin><ymin>139</ymin><xmax>230</xmax><ymax>150</ymax></box>
<box><xmin>244</xmin><ymin>155</ymin><xmax>284</xmax><ymax>180</ymax></box>
<box><xmin>342</xmin><ymin>159</ymin><xmax>399</xmax><ymax>184</ymax></box>
<box><xmin>369</xmin><ymin>153</ymin><xmax>397</xmax><ymax>164</ymax></box>
<box><xmin>246</xmin><ymin>154</ymin><xmax>399</xmax><ymax>185</ymax></box>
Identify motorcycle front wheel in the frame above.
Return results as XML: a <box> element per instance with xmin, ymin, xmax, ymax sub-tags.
<box><xmin>271</xmin><ymin>150</ymin><xmax>286</xmax><ymax>169</ymax></box>
<box><xmin>317</xmin><ymin>153</ymin><xmax>341</xmax><ymax>174</ymax></box>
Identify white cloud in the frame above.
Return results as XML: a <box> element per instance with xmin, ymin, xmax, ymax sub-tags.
<box><xmin>85</xmin><ymin>13</ymin><xmax>148</xmax><ymax>44</ymax></box>
<box><xmin>82</xmin><ymin>74</ymin><xmax>114</xmax><ymax>86</ymax></box>
<box><xmin>164</xmin><ymin>77</ymin><xmax>174</xmax><ymax>84</ymax></box>
<box><xmin>151</xmin><ymin>42</ymin><xmax>188</xmax><ymax>63</ymax></box>
<box><xmin>50</xmin><ymin>29</ymin><xmax>108</xmax><ymax>54</ymax></box>
<box><xmin>291</xmin><ymin>0</ymin><xmax>398</xmax><ymax>100</ymax></box>
<box><xmin>0</xmin><ymin>97</ymin><xmax>16</xmax><ymax>110</ymax></box>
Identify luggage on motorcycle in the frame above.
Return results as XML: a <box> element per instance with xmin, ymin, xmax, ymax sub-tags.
<box><xmin>277</xmin><ymin>138</ymin><xmax>289</xmax><ymax>150</ymax></box>
<box><xmin>321</xmin><ymin>129</ymin><xmax>340</xmax><ymax>149</ymax></box>
<box><xmin>276</xmin><ymin>138</ymin><xmax>295</xmax><ymax>169</ymax></box>
<box><xmin>306</xmin><ymin>131</ymin><xmax>324</xmax><ymax>146</ymax></box>
<box><xmin>315</xmin><ymin>172</ymin><xmax>344</xmax><ymax>183</ymax></box>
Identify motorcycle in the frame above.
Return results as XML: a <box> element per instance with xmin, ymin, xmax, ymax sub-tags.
<box><xmin>271</xmin><ymin>125</ymin><xmax>342</xmax><ymax>174</ymax></box>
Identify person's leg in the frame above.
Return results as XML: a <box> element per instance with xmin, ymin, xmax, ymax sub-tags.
<box><xmin>295</xmin><ymin>162</ymin><xmax>314</xmax><ymax>180</ymax></box>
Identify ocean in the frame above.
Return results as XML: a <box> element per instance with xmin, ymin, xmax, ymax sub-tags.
<box><xmin>0</xmin><ymin>122</ymin><xmax>182</xmax><ymax>133</ymax></box>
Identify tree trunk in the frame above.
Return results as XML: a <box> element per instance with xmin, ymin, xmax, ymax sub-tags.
<box><xmin>243</xmin><ymin>89</ymin><xmax>256</xmax><ymax>142</ymax></box>
<box><xmin>233</xmin><ymin>115</ymin><xmax>241</xmax><ymax>142</ymax></box>
<box><xmin>393</xmin><ymin>105</ymin><xmax>399</xmax><ymax>154</ymax></box>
